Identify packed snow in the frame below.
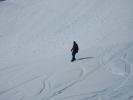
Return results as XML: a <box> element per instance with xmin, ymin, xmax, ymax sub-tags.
<box><xmin>0</xmin><ymin>0</ymin><xmax>133</xmax><ymax>100</ymax></box>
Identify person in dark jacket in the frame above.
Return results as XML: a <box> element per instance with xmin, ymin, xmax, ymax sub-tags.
<box><xmin>71</xmin><ymin>41</ymin><xmax>79</xmax><ymax>62</ymax></box>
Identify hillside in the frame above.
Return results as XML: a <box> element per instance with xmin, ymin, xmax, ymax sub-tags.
<box><xmin>0</xmin><ymin>0</ymin><xmax>133</xmax><ymax>100</ymax></box>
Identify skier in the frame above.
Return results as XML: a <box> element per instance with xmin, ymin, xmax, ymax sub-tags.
<box><xmin>71</xmin><ymin>41</ymin><xmax>79</xmax><ymax>62</ymax></box>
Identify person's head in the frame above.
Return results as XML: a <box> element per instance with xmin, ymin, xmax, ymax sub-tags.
<box><xmin>73</xmin><ymin>41</ymin><xmax>76</xmax><ymax>44</ymax></box>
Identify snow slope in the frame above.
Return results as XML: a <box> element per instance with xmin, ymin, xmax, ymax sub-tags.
<box><xmin>0</xmin><ymin>0</ymin><xmax>133</xmax><ymax>100</ymax></box>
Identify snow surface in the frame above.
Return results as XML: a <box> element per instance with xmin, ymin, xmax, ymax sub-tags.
<box><xmin>0</xmin><ymin>0</ymin><xmax>133</xmax><ymax>100</ymax></box>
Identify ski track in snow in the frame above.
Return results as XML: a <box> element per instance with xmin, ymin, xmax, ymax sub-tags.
<box><xmin>52</xmin><ymin>89</ymin><xmax>107</xmax><ymax>100</ymax></box>
<box><xmin>101</xmin><ymin>43</ymin><xmax>133</xmax><ymax>77</ymax></box>
<box><xmin>0</xmin><ymin>75</ymin><xmax>41</xmax><ymax>95</ymax></box>
<box><xmin>29</xmin><ymin>57</ymin><xmax>101</xmax><ymax>100</ymax></box>
<box><xmin>28</xmin><ymin>68</ymin><xmax>85</xmax><ymax>100</ymax></box>
<box><xmin>26</xmin><ymin>62</ymin><xmax>101</xmax><ymax>100</ymax></box>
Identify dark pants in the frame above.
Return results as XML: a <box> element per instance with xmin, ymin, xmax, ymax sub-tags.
<box><xmin>71</xmin><ymin>52</ymin><xmax>77</xmax><ymax>61</ymax></box>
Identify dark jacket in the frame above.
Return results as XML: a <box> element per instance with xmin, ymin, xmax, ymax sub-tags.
<box><xmin>71</xmin><ymin>42</ymin><xmax>79</xmax><ymax>53</ymax></box>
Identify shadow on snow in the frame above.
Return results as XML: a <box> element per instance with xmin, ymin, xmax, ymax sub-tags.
<box><xmin>77</xmin><ymin>57</ymin><xmax>94</xmax><ymax>61</ymax></box>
